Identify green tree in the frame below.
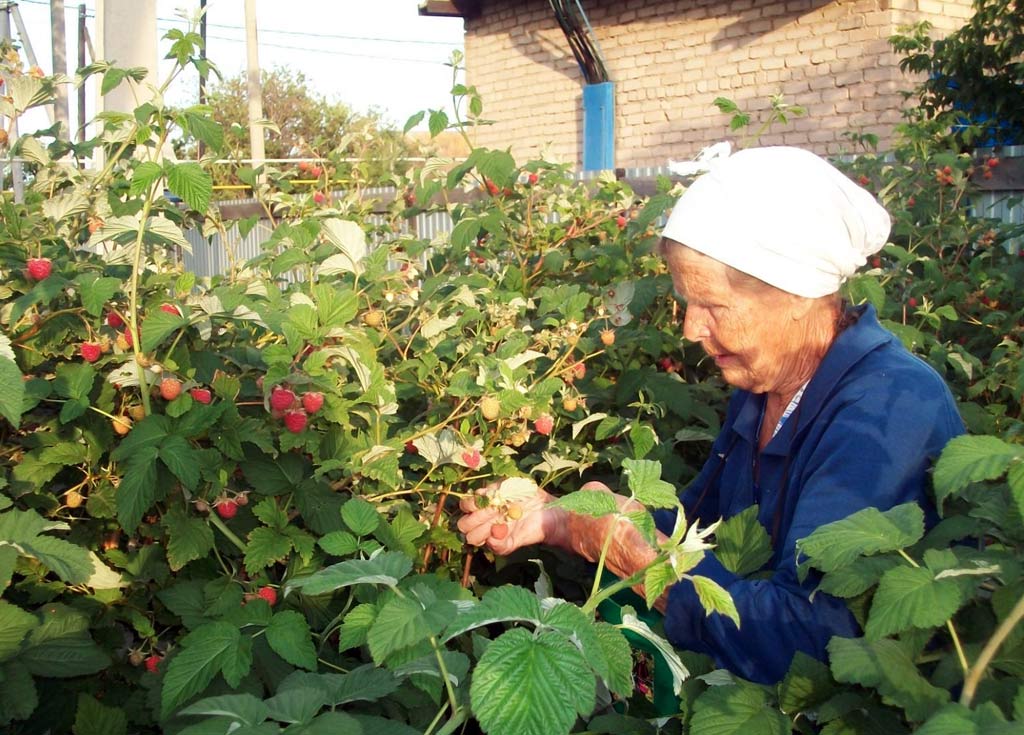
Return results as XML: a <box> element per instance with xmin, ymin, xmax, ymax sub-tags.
<box><xmin>180</xmin><ymin>65</ymin><xmax>423</xmax><ymax>194</ymax></box>
<box><xmin>892</xmin><ymin>0</ymin><xmax>1023</xmax><ymax>146</ymax></box>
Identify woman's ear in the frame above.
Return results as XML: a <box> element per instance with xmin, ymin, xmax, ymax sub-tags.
<box><xmin>788</xmin><ymin>294</ymin><xmax>819</xmax><ymax>321</ymax></box>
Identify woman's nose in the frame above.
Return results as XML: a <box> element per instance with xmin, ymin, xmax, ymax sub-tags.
<box><xmin>682</xmin><ymin>306</ymin><xmax>710</xmax><ymax>343</ymax></box>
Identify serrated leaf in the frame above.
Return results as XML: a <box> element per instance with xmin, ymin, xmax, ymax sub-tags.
<box><xmin>162</xmin><ymin>507</ymin><xmax>214</xmax><ymax>571</ymax></box>
<box><xmin>643</xmin><ymin>561</ymin><xmax>678</xmax><ymax>609</ymax></box>
<box><xmin>177</xmin><ymin>693</ymin><xmax>268</xmax><ymax>727</ymax></box>
<box><xmin>864</xmin><ymin>565</ymin><xmax>962</xmax><ymax>639</ymax></box>
<box><xmin>714</xmin><ymin>506</ymin><xmax>773</xmax><ymax>576</ymax></box>
<box><xmin>828</xmin><ymin>637</ymin><xmax>949</xmax><ymax>721</ymax></box>
<box><xmin>141</xmin><ymin>309</ymin><xmax>189</xmax><ymax>353</ymax></box>
<box><xmin>21</xmin><ymin>604</ymin><xmax>110</xmax><ymax>678</ymax></box>
<box><xmin>319</xmin><ymin>219</ymin><xmax>367</xmax><ymax>275</ymax></box>
<box><xmin>159</xmin><ymin>434</ymin><xmax>200</xmax><ymax>490</ymax></box>
<box><xmin>690</xmin><ymin>575</ymin><xmax>740</xmax><ymax>627</ymax></box>
<box><xmin>0</xmin><ymin>357</ymin><xmax>25</xmax><ymax>428</ymax></box>
<box><xmin>0</xmin><ymin>660</ymin><xmax>37</xmax><ymax>725</ymax></box>
<box><xmin>166</xmin><ymin>161</ymin><xmax>212</xmax><ymax>212</ymax></box>
<box><xmin>622</xmin><ymin>458</ymin><xmax>678</xmax><ymax>508</ymax></box>
<box><xmin>443</xmin><ymin>585</ymin><xmax>542</xmax><ymax>642</ymax></box>
<box><xmin>323</xmin><ymin>663</ymin><xmax>399</xmax><ymax>705</ymax></box>
<box><xmin>266</xmin><ymin>610</ymin><xmax>317</xmax><ymax>671</ymax></box>
<box><xmin>264</xmin><ymin>682</ymin><xmax>326</xmax><ymax>725</ymax></box>
<box><xmin>244</xmin><ymin>527</ymin><xmax>293</xmax><ymax>575</ymax></box>
<box><xmin>161</xmin><ymin>622</ymin><xmax>242</xmax><ymax>718</ymax></box>
<box><xmin>292</xmin><ymin>552</ymin><xmax>412</xmax><ymax>595</ymax></box>
<box><xmin>130</xmin><ymin>161</ymin><xmax>164</xmax><ymax>197</ymax></box>
<box><xmin>337</xmin><ymin>603</ymin><xmax>377</xmax><ymax>651</ymax></box>
<box><xmin>74</xmin><ymin>693</ymin><xmax>127</xmax><ymax>735</ymax></box>
<box><xmin>691</xmin><ymin>682</ymin><xmax>790</xmax><ymax>735</ymax></box>
<box><xmin>933</xmin><ymin>435</ymin><xmax>1022</xmax><ymax>506</ymax></box>
<box><xmin>76</xmin><ymin>275</ymin><xmax>122</xmax><ymax>317</ymax></box>
<box><xmin>797</xmin><ymin>503</ymin><xmax>924</xmax><ymax>573</ymax></box>
<box><xmin>21</xmin><ymin>534</ymin><xmax>94</xmax><ymax>584</ymax></box>
<box><xmin>341</xmin><ymin>497</ymin><xmax>381</xmax><ymax>536</ymax></box>
<box><xmin>115</xmin><ymin>452</ymin><xmax>159</xmax><ymax>530</ymax></box>
<box><xmin>470</xmin><ymin>628</ymin><xmax>595</xmax><ymax>735</ymax></box>
<box><xmin>817</xmin><ymin>555</ymin><xmax>898</xmax><ymax>598</ymax></box>
<box><xmin>593</xmin><ymin>622</ymin><xmax>634</xmax><ymax>697</ymax></box>
<box><xmin>778</xmin><ymin>652</ymin><xmax>836</xmax><ymax>714</ymax></box>
<box><xmin>0</xmin><ymin>600</ymin><xmax>37</xmax><ymax>662</ymax></box>
<box><xmin>551</xmin><ymin>489</ymin><xmax>620</xmax><ymax>517</ymax></box>
<box><xmin>318</xmin><ymin>530</ymin><xmax>358</xmax><ymax>556</ymax></box>
<box><xmin>366</xmin><ymin>590</ymin><xmax>454</xmax><ymax>663</ymax></box>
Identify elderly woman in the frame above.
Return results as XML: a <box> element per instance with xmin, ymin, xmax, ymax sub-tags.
<box><xmin>458</xmin><ymin>147</ymin><xmax>964</xmax><ymax>684</ymax></box>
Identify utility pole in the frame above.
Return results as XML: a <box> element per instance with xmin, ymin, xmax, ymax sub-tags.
<box><xmin>51</xmin><ymin>0</ymin><xmax>69</xmax><ymax>140</ymax></box>
<box><xmin>198</xmin><ymin>0</ymin><xmax>207</xmax><ymax>157</ymax></box>
<box><xmin>1</xmin><ymin>1</ymin><xmax>25</xmax><ymax>202</ymax></box>
<box><xmin>77</xmin><ymin>3</ymin><xmax>85</xmax><ymax>142</ymax></box>
<box><xmin>244</xmin><ymin>0</ymin><xmax>266</xmax><ymax>181</ymax></box>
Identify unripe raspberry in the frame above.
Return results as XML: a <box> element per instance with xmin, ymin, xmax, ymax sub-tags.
<box><xmin>480</xmin><ymin>396</ymin><xmax>501</xmax><ymax>421</ymax></box>
<box><xmin>159</xmin><ymin>378</ymin><xmax>182</xmax><ymax>401</ymax></box>
<box><xmin>600</xmin><ymin>329</ymin><xmax>615</xmax><ymax>346</ymax></box>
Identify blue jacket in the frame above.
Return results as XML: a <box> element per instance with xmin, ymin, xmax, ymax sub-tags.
<box><xmin>656</xmin><ymin>304</ymin><xmax>964</xmax><ymax>683</ymax></box>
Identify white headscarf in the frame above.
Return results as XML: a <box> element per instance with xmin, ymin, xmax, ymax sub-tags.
<box><xmin>661</xmin><ymin>146</ymin><xmax>891</xmax><ymax>298</ymax></box>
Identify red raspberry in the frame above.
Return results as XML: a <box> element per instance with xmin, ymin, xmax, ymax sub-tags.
<box><xmin>26</xmin><ymin>257</ymin><xmax>52</xmax><ymax>281</ymax></box>
<box><xmin>80</xmin><ymin>342</ymin><xmax>102</xmax><ymax>363</ymax></box>
<box><xmin>283</xmin><ymin>410</ymin><xmax>308</xmax><ymax>433</ymax></box>
<box><xmin>190</xmin><ymin>387</ymin><xmax>212</xmax><ymax>404</ymax></box>
<box><xmin>216</xmin><ymin>500</ymin><xmax>238</xmax><ymax>519</ymax></box>
<box><xmin>270</xmin><ymin>387</ymin><xmax>296</xmax><ymax>412</ymax></box>
<box><xmin>527</xmin><ymin>172</ymin><xmax>539</xmax><ymax>185</ymax></box>
<box><xmin>106</xmin><ymin>311</ymin><xmax>124</xmax><ymax>328</ymax></box>
<box><xmin>256</xmin><ymin>586</ymin><xmax>278</xmax><ymax>606</ymax></box>
<box><xmin>405</xmin><ymin>440</ymin><xmax>418</xmax><ymax>454</ymax></box>
<box><xmin>616</xmin><ymin>215</ymin><xmax>627</xmax><ymax>229</ymax></box>
<box><xmin>534</xmin><ymin>414</ymin><xmax>554</xmax><ymax>436</ymax></box>
<box><xmin>461</xmin><ymin>448</ymin><xmax>482</xmax><ymax>469</ymax></box>
<box><xmin>144</xmin><ymin>655</ymin><xmax>162</xmax><ymax>673</ymax></box>
<box><xmin>159</xmin><ymin>303</ymin><xmax>182</xmax><ymax>317</ymax></box>
<box><xmin>301</xmin><ymin>391</ymin><xmax>324</xmax><ymax>414</ymax></box>
<box><xmin>571</xmin><ymin>361</ymin><xmax>586</xmax><ymax>380</ymax></box>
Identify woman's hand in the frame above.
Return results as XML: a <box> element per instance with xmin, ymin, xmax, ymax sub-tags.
<box><xmin>456</xmin><ymin>480</ymin><xmax>612</xmax><ymax>555</ymax></box>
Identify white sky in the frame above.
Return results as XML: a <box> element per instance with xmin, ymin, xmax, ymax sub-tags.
<box><xmin>11</xmin><ymin>0</ymin><xmax>466</xmax><ymax>133</ymax></box>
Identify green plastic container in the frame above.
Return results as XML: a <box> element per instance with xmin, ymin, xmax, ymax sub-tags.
<box><xmin>596</xmin><ymin>573</ymin><xmax>680</xmax><ymax>717</ymax></box>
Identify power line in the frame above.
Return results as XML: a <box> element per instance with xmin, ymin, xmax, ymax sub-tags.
<box><xmin>17</xmin><ymin>0</ymin><xmax>462</xmax><ymax>48</ymax></box>
<box><xmin>194</xmin><ymin>31</ymin><xmax>454</xmax><ymax>64</ymax></box>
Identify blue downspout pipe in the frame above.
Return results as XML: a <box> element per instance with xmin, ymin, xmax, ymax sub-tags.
<box><xmin>583</xmin><ymin>81</ymin><xmax>615</xmax><ymax>171</ymax></box>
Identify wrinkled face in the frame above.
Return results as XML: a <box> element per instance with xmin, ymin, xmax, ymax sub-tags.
<box><xmin>664</xmin><ymin>242</ymin><xmax>805</xmax><ymax>394</ymax></box>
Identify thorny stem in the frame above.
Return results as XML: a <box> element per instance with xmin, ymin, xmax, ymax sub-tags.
<box><xmin>961</xmin><ymin>592</ymin><xmax>1024</xmax><ymax>707</ymax></box>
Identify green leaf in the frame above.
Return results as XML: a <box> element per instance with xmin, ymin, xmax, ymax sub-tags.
<box><xmin>141</xmin><ymin>309</ymin><xmax>189</xmax><ymax>353</ymax></box>
<box><xmin>428</xmin><ymin>109</ymin><xmax>449</xmax><ymax>137</ymax></box>
<box><xmin>630</xmin><ymin>422</ymin><xmax>658</xmax><ymax>459</ymax></box>
<box><xmin>337</xmin><ymin>603</ymin><xmax>377</xmax><ymax>651</ymax></box>
<box><xmin>828</xmin><ymin>637</ymin><xmax>949</xmax><ymax>721</ymax></box>
<box><xmin>817</xmin><ymin>555</ymin><xmax>898</xmax><ymax>598</ymax></box>
<box><xmin>161</xmin><ymin>621</ymin><xmax>242</xmax><ymax>718</ymax></box>
<box><xmin>21</xmin><ymin>604</ymin><xmax>110</xmax><ymax>678</ymax></box>
<box><xmin>0</xmin><ymin>356</ymin><xmax>25</xmax><ymax>428</ymax></box>
<box><xmin>592</xmin><ymin>622</ymin><xmax>634</xmax><ymax>698</ymax></box>
<box><xmin>110</xmin><ymin>415</ymin><xmax>171</xmax><ymax>461</ymax></box>
<box><xmin>341</xmin><ymin>497</ymin><xmax>382</xmax><ymax>536</ymax></box>
<box><xmin>0</xmin><ymin>660</ymin><xmax>37</xmax><ymax>726</ymax></box>
<box><xmin>323</xmin><ymin>663</ymin><xmax>400</xmax><ymax>705</ymax></box>
<box><xmin>864</xmin><ymin>565</ymin><xmax>962</xmax><ymax>639</ymax></box>
<box><xmin>714</xmin><ymin>506</ymin><xmax>773</xmax><ymax>576</ymax></box>
<box><xmin>690</xmin><ymin>575</ymin><xmax>740</xmax><ymax>627</ymax></box>
<box><xmin>264</xmin><ymin>681</ymin><xmax>327</xmax><ymax>725</ymax></box>
<box><xmin>933</xmin><ymin>435</ymin><xmax>1022</xmax><ymax>506</ymax></box>
<box><xmin>266</xmin><ymin>610</ymin><xmax>317</xmax><ymax>671</ymax></box>
<box><xmin>244</xmin><ymin>527</ymin><xmax>293</xmax><ymax>575</ymax></box>
<box><xmin>471</xmin><ymin>628</ymin><xmax>596</xmax><ymax>735</ymax></box>
<box><xmin>19</xmin><ymin>534</ymin><xmax>94</xmax><ymax>584</ymax></box>
<box><xmin>115</xmin><ymin>452</ymin><xmax>159</xmax><ymax>530</ymax></box>
<box><xmin>443</xmin><ymin>585</ymin><xmax>542</xmax><ymax>642</ymax></box>
<box><xmin>292</xmin><ymin>552</ymin><xmax>412</xmax><ymax>596</ymax></box>
<box><xmin>691</xmin><ymin>682</ymin><xmax>790</xmax><ymax>735</ymax></box>
<box><xmin>797</xmin><ymin>503</ymin><xmax>924</xmax><ymax>573</ymax></box>
<box><xmin>644</xmin><ymin>560</ymin><xmax>679</xmax><ymax>608</ymax></box>
<box><xmin>76</xmin><ymin>275</ymin><xmax>122</xmax><ymax>317</ymax></box>
<box><xmin>162</xmin><ymin>507</ymin><xmax>214</xmax><ymax>571</ymax></box>
<box><xmin>177</xmin><ymin>693</ymin><xmax>269</xmax><ymax>727</ymax></box>
<box><xmin>551</xmin><ymin>490</ymin><xmax>620</xmax><ymax>517</ymax></box>
<box><xmin>74</xmin><ymin>693</ymin><xmax>127</xmax><ymax>735</ymax></box>
<box><xmin>318</xmin><ymin>530</ymin><xmax>358</xmax><ymax>557</ymax></box>
<box><xmin>0</xmin><ymin>600</ymin><xmax>37</xmax><ymax>662</ymax></box>
<box><xmin>182</xmin><ymin>110</ymin><xmax>225</xmax><ymax>152</ymax></box>
<box><xmin>778</xmin><ymin>652</ymin><xmax>836</xmax><ymax>714</ymax></box>
<box><xmin>913</xmin><ymin>702</ymin><xmax>1015</xmax><ymax>735</ymax></box>
<box><xmin>130</xmin><ymin>161</ymin><xmax>164</xmax><ymax>197</ymax></box>
<box><xmin>54</xmin><ymin>361</ymin><xmax>96</xmax><ymax>401</ymax></box>
<box><xmin>366</xmin><ymin>589</ymin><xmax>454</xmax><ymax>663</ymax></box>
<box><xmin>159</xmin><ymin>434</ymin><xmax>200</xmax><ymax>490</ymax></box>
<box><xmin>252</xmin><ymin>497</ymin><xmax>288</xmax><ymax>530</ymax></box>
<box><xmin>622</xmin><ymin>458</ymin><xmax>678</xmax><ymax>508</ymax></box>
<box><xmin>166</xmin><ymin>161</ymin><xmax>213</xmax><ymax>212</ymax></box>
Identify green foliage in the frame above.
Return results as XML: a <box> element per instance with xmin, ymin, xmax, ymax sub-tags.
<box><xmin>0</xmin><ymin>8</ymin><xmax>1023</xmax><ymax>735</ymax></box>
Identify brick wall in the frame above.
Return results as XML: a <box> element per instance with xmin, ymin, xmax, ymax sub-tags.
<box><xmin>462</xmin><ymin>0</ymin><xmax>975</xmax><ymax>168</ymax></box>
